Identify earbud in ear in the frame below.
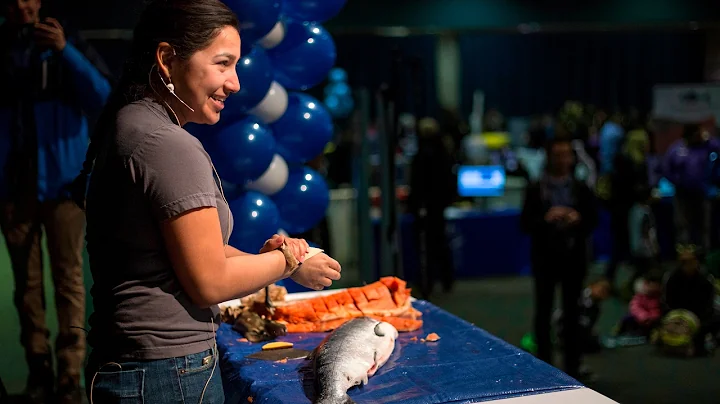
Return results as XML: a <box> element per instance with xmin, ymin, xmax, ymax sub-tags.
<box><xmin>157</xmin><ymin>70</ymin><xmax>195</xmax><ymax>113</ymax></box>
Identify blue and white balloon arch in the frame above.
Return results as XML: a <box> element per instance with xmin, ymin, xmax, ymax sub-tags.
<box><xmin>187</xmin><ymin>0</ymin><xmax>348</xmax><ymax>254</ymax></box>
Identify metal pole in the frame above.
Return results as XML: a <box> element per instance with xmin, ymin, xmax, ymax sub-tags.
<box><xmin>355</xmin><ymin>88</ymin><xmax>373</xmax><ymax>283</ymax></box>
<box><xmin>376</xmin><ymin>91</ymin><xmax>394</xmax><ymax>277</ymax></box>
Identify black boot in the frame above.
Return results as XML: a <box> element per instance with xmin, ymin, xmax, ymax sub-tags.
<box><xmin>25</xmin><ymin>354</ymin><xmax>54</xmax><ymax>404</ymax></box>
<box><xmin>56</xmin><ymin>383</ymin><xmax>84</xmax><ymax>404</ymax></box>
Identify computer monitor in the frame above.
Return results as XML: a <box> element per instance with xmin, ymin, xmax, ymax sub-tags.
<box><xmin>457</xmin><ymin>165</ymin><xmax>506</xmax><ymax>197</ymax></box>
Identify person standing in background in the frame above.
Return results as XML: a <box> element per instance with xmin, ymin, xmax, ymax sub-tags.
<box><xmin>520</xmin><ymin>137</ymin><xmax>598</xmax><ymax>379</ymax></box>
<box><xmin>598</xmin><ymin>111</ymin><xmax>626</xmax><ymax>175</ymax></box>
<box><xmin>0</xmin><ymin>0</ymin><xmax>111</xmax><ymax>402</ymax></box>
<box><xmin>408</xmin><ymin>117</ymin><xmax>456</xmax><ymax>299</ymax></box>
<box><xmin>605</xmin><ymin>129</ymin><xmax>651</xmax><ymax>288</ymax></box>
<box><xmin>663</xmin><ymin>124</ymin><xmax>720</xmax><ymax>250</ymax></box>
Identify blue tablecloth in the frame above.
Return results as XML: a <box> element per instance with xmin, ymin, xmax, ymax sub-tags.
<box><xmin>217</xmin><ymin>300</ymin><xmax>582</xmax><ymax>404</ymax></box>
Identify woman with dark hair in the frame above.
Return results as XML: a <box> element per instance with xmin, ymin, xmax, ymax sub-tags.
<box><xmin>76</xmin><ymin>1</ymin><xmax>342</xmax><ymax>402</ymax></box>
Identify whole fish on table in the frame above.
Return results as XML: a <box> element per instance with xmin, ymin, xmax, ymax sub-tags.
<box><xmin>313</xmin><ymin>317</ymin><xmax>398</xmax><ymax>404</ymax></box>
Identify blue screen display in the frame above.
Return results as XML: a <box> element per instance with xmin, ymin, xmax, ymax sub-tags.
<box><xmin>457</xmin><ymin>165</ymin><xmax>506</xmax><ymax>197</ymax></box>
<box><xmin>657</xmin><ymin>177</ymin><xmax>675</xmax><ymax>198</ymax></box>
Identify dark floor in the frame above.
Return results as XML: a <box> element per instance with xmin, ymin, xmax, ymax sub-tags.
<box><xmin>422</xmin><ymin>271</ymin><xmax>720</xmax><ymax>404</ymax></box>
<box><xmin>0</xmin><ymin>245</ymin><xmax>718</xmax><ymax>404</ymax></box>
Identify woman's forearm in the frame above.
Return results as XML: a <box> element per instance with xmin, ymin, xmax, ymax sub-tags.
<box><xmin>225</xmin><ymin>244</ymin><xmax>251</xmax><ymax>257</ymax></box>
<box><xmin>196</xmin><ymin>250</ymin><xmax>288</xmax><ymax>306</ymax></box>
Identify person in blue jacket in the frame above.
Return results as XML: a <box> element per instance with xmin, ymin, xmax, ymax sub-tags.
<box><xmin>598</xmin><ymin>111</ymin><xmax>626</xmax><ymax>175</ymax></box>
<box><xmin>0</xmin><ymin>1</ymin><xmax>111</xmax><ymax>403</ymax></box>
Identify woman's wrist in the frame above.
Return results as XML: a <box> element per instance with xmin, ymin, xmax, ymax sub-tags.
<box><xmin>268</xmin><ymin>250</ymin><xmax>290</xmax><ymax>279</ymax></box>
<box><xmin>274</xmin><ymin>245</ymin><xmax>300</xmax><ymax>278</ymax></box>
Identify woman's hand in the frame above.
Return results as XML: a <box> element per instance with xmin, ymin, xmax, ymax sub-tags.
<box><xmin>259</xmin><ymin>234</ymin><xmax>309</xmax><ymax>263</ymax></box>
<box><xmin>290</xmin><ymin>253</ymin><xmax>342</xmax><ymax>291</ymax></box>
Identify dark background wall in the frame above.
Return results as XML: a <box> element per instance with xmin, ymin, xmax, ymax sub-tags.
<box><xmin>328</xmin><ymin>31</ymin><xmax>707</xmax><ymax>118</ymax></box>
<box><xmin>52</xmin><ymin>0</ymin><xmax>719</xmax><ymax>31</ymax></box>
<box><xmin>458</xmin><ymin>31</ymin><xmax>707</xmax><ymax>117</ymax></box>
<box><xmin>31</xmin><ymin>0</ymin><xmax>719</xmax><ymax>119</ymax></box>
<box><xmin>327</xmin><ymin>0</ymin><xmax>720</xmax><ymax>31</ymax></box>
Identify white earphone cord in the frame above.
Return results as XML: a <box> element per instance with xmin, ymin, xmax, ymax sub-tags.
<box><xmin>89</xmin><ymin>319</ymin><xmax>217</xmax><ymax>404</ymax></box>
<box><xmin>158</xmin><ymin>70</ymin><xmax>195</xmax><ymax>112</ymax></box>
<box><xmin>88</xmin><ymin>67</ymin><xmax>227</xmax><ymax>404</ymax></box>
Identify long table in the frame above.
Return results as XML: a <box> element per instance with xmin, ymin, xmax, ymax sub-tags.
<box><xmin>216</xmin><ymin>294</ymin><xmax>617</xmax><ymax>404</ymax></box>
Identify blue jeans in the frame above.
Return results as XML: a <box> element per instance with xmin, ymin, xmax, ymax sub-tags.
<box><xmin>85</xmin><ymin>348</ymin><xmax>224</xmax><ymax>403</ymax></box>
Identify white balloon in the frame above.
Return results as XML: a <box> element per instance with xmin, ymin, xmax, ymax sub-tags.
<box><xmin>249</xmin><ymin>81</ymin><xmax>288</xmax><ymax>125</ymax></box>
<box><xmin>245</xmin><ymin>154</ymin><xmax>289</xmax><ymax>195</ymax></box>
<box><xmin>259</xmin><ymin>21</ymin><xmax>286</xmax><ymax>50</ymax></box>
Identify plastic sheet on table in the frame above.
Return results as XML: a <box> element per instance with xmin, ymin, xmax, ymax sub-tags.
<box><xmin>217</xmin><ymin>300</ymin><xmax>582</xmax><ymax>404</ymax></box>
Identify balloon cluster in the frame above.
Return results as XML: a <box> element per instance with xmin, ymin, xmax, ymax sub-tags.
<box><xmin>324</xmin><ymin>67</ymin><xmax>354</xmax><ymax>119</ymax></box>
<box><xmin>188</xmin><ymin>0</ymin><xmax>347</xmax><ymax>253</ymax></box>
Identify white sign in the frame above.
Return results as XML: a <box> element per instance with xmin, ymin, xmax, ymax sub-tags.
<box><xmin>652</xmin><ymin>83</ymin><xmax>720</xmax><ymax>124</ymax></box>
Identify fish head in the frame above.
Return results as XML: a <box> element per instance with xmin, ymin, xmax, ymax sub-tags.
<box><xmin>373</xmin><ymin>321</ymin><xmax>399</xmax><ymax>341</ymax></box>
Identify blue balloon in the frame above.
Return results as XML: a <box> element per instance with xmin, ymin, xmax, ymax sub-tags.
<box><xmin>223</xmin><ymin>46</ymin><xmax>273</xmax><ymax>117</ymax></box>
<box><xmin>281</xmin><ymin>0</ymin><xmax>347</xmax><ymax>23</ymax></box>
<box><xmin>272</xmin><ymin>166</ymin><xmax>329</xmax><ymax>234</ymax></box>
<box><xmin>228</xmin><ymin>191</ymin><xmax>280</xmax><ymax>253</ymax></box>
<box><xmin>323</xmin><ymin>81</ymin><xmax>350</xmax><ymax>97</ymax></box>
<box><xmin>223</xmin><ymin>0</ymin><xmax>280</xmax><ymax>48</ymax></box>
<box><xmin>270</xmin><ymin>92</ymin><xmax>333</xmax><ymax>163</ymax></box>
<box><xmin>328</xmin><ymin>67</ymin><xmax>348</xmax><ymax>83</ymax></box>
<box><xmin>267</xmin><ymin>20</ymin><xmax>336</xmax><ymax>91</ymax></box>
<box><xmin>200</xmin><ymin>117</ymin><xmax>276</xmax><ymax>185</ymax></box>
<box><xmin>324</xmin><ymin>93</ymin><xmax>354</xmax><ymax>118</ymax></box>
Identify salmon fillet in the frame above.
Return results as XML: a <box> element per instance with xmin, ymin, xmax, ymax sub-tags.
<box><xmin>270</xmin><ymin>277</ymin><xmax>423</xmax><ymax>332</ymax></box>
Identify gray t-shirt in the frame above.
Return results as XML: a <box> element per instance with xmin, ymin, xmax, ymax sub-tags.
<box><xmin>85</xmin><ymin>97</ymin><xmax>233</xmax><ymax>360</ymax></box>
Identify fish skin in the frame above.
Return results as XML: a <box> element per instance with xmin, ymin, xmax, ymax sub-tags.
<box><xmin>313</xmin><ymin>317</ymin><xmax>398</xmax><ymax>404</ymax></box>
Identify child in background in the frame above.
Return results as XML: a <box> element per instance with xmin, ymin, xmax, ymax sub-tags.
<box><xmin>622</xmin><ymin>272</ymin><xmax>664</xmax><ymax>336</ymax></box>
<box><xmin>663</xmin><ymin>244</ymin><xmax>719</xmax><ymax>355</ymax></box>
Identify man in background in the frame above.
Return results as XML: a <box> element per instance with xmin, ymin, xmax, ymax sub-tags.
<box><xmin>408</xmin><ymin>117</ymin><xmax>456</xmax><ymax>298</ymax></box>
<box><xmin>521</xmin><ymin>137</ymin><xmax>598</xmax><ymax>379</ymax></box>
<box><xmin>0</xmin><ymin>0</ymin><xmax>111</xmax><ymax>402</ymax></box>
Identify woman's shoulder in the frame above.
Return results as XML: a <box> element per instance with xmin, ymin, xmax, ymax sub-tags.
<box><xmin>131</xmin><ymin>125</ymin><xmax>206</xmax><ymax>167</ymax></box>
<box><xmin>115</xmin><ymin>101</ymin><xmax>204</xmax><ymax>159</ymax></box>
